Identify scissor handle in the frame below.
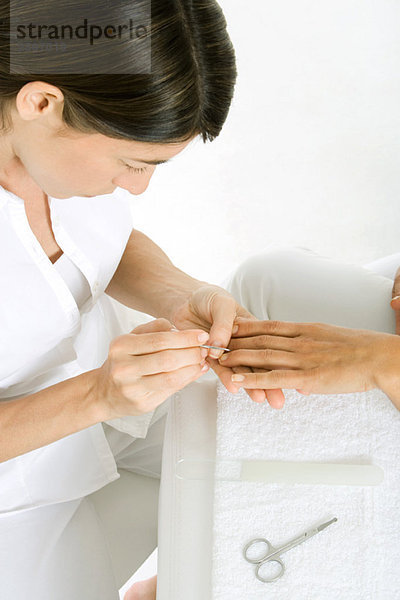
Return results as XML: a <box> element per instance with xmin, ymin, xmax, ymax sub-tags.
<box><xmin>243</xmin><ymin>538</ymin><xmax>273</xmax><ymax>564</ymax></box>
<box><xmin>255</xmin><ymin>557</ymin><xmax>285</xmax><ymax>583</ymax></box>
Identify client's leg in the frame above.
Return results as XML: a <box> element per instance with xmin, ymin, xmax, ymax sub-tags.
<box><xmin>221</xmin><ymin>246</ymin><xmax>396</xmax><ymax>334</ymax></box>
<box><xmin>364</xmin><ymin>252</ymin><xmax>400</xmax><ymax>280</ymax></box>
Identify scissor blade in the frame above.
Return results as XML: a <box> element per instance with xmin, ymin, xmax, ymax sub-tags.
<box><xmin>276</xmin><ymin>518</ymin><xmax>338</xmax><ymax>557</ymax></box>
<box><xmin>317</xmin><ymin>517</ymin><xmax>338</xmax><ymax>533</ymax></box>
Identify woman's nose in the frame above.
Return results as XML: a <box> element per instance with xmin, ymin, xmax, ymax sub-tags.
<box><xmin>114</xmin><ymin>169</ymin><xmax>155</xmax><ymax>195</ymax></box>
<box><xmin>122</xmin><ymin>179</ymin><xmax>151</xmax><ymax>195</ymax></box>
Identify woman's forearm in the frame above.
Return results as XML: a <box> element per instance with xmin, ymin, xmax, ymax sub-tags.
<box><xmin>0</xmin><ymin>369</ymin><xmax>104</xmax><ymax>463</ymax></box>
<box><xmin>105</xmin><ymin>229</ymin><xmax>208</xmax><ymax>322</ymax></box>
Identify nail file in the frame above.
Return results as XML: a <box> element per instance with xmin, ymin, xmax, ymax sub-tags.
<box><xmin>175</xmin><ymin>458</ymin><xmax>384</xmax><ymax>486</ymax></box>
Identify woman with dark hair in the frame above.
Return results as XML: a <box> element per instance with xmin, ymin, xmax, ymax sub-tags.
<box><xmin>0</xmin><ymin>1</ymin><xmax>262</xmax><ymax>599</ymax></box>
<box><xmin>1</xmin><ymin>1</ymin><xmax>400</xmax><ymax>599</ymax></box>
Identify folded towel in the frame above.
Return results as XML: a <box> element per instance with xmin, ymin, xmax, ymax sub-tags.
<box><xmin>211</xmin><ymin>383</ymin><xmax>400</xmax><ymax>600</ymax></box>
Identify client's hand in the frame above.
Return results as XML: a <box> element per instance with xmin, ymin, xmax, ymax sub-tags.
<box><xmin>218</xmin><ymin>318</ymin><xmax>400</xmax><ymax>411</ymax></box>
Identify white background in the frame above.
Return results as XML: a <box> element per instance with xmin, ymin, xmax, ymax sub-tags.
<box><xmin>119</xmin><ymin>0</ymin><xmax>400</xmax><ymax>595</ymax></box>
<box><xmin>128</xmin><ymin>0</ymin><xmax>400</xmax><ymax>289</ymax></box>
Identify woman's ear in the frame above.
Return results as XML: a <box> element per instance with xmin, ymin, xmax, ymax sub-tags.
<box><xmin>15</xmin><ymin>81</ymin><xmax>64</xmax><ymax>122</ymax></box>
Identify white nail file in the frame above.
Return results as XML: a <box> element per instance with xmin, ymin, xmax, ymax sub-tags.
<box><xmin>175</xmin><ymin>458</ymin><xmax>384</xmax><ymax>486</ymax></box>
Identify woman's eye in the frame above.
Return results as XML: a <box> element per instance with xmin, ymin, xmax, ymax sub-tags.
<box><xmin>124</xmin><ymin>163</ymin><xmax>147</xmax><ymax>174</ymax></box>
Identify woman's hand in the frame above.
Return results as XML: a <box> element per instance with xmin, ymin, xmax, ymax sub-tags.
<box><xmin>170</xmin><ymin>284</ymin><xmax>286</xmax><ymax>408</ymax></box>
<box><xmin>218</xmin><ymin>317</ymin><xmax>400</xmax><ymax>410</ymax></box>
<box><xmin>95</xmin><ymin>318</ymin><xmax>211</xmax><ymax>419</ymax></box>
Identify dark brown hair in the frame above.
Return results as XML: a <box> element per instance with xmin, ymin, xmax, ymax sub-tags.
<box><xmin>0</xmin><ymin>0</ymin><xmax>237</xmax><ymax>143</ymax></box>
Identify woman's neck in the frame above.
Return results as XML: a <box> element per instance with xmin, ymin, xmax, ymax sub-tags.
<box><xmin>0</xmin><ymin>129</ymin><xmax>37</xmax><ymax>195</ymax></box>
<box><xmin>0</xmin><ymin>132</ymin><xmax>16</xmax><ymax>176</ymax></box>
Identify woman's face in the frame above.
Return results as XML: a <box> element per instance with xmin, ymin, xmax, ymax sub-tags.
<box><xmin>0</xmin><ymin>81</ymin><xmax>195</xmax><ymax>199</ymax></box>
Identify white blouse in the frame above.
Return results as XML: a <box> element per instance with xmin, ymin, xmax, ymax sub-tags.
<box><xmin>0</xmin><ymin>184</ymin><xmax>155</xmax><ymax>515</ymax></box>
<box><xmin>53</xmin><ymin>251</ymin><xmax>92</xmax><ymax>309</ymax></box>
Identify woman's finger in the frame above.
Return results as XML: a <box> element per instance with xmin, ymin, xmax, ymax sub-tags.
<box><xmin>205</xmin><ymin>356</ymin><xmax>243</xmax><ymax>394</ymax></box>
<box><xmin>112</xmin><ymin>328</ymin><xmax>209</xmax><ymax>357</ymax></box>
<box><xmin>390</xmin><ymin>271</ymin><xmax>400</xmax><ymax>335</ymax></box>
<box><xmin>231</xmin><ymin>368</ymin><xmax>313</xmax><ymax>390</ymax></box>
<box><xmin>391</xmin><ymin>266</ymin><xmax>400</xmax><ymax>300</ymax></box>
<box><xmin>206</xmin><ymin>293</ymin><xmax>237</xmax><ymax>358</ymax></box>
<box><xmin>249</xmin><ymin>365</ymin><xmax>285</xmax><ymax>408</ymax></box>
<box><xmin>231</xmin><ymin>365</ymin><xmax>268</xmax><ymax>404</ymax></box>
<box><xmin>393</xmin><ymin>309</ymin><xmax>400</xmax><ymax>336</ymax></box>
<box><xmin>389</xmin><ymin>300</ymin><xmax>400</xmax><ymax>335</ymax></box>
<box><xmin>219</xmin><ymin>348</ymin><xmax>305</xmax><ymax>370</ymax></box>
<box><xmin>231</xmin><ymin>318</ymin><xmax>339</xmax><ymax>341</ymax></box>
<box><xmin>228</xmin><ymin>334</ymin><xmax>299</xmax><ymax>353</ymax></box>
<box><xmin>204</xmin><ymin>356</ymin><xmax>267</xmax><ymax>403</ymax></box>
<box><xmin>231</xmin><ymin>318</ymin><xmax>308</xmax><ymax>339</ymax></box>
<box><xmin>114</xmin><ymin>346</ymin><xmax>207</xmax><ymax>379</ymax></box>
<box><xmin>206</xmin><ymin>357</ymin><xmax>284</xmax><ymax>409</ymax></box>
<box><xmin>264</xmin><ymin>387</ymin><xmax>286</xmax><ymax>408</ymax></box>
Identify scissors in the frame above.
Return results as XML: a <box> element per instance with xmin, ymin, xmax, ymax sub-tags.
<box><xmin>243</xmin><ymin>517</ymin><xmax>338</xmax><ymax>583</ymax></box>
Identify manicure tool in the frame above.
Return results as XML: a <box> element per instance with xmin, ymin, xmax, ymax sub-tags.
<box><xmin>243</xmin><ymin>517</ymin><xmax>338</xmax><ymax>583</ymax></box>
<box><xmin>200</xmin><ymin>345</ymin><xmax>231</xmax><ymax>352</ymax></box>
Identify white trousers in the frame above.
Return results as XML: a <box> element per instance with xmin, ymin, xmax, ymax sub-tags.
<box><xmin>1</xmin><ymin>246</ymin><xmax>398</xmax><ymax>600</ymax></box>
<box><xmin>221</xmin><ymin>245</ymin><xmax>397</xmax><ymax>333</ymax></box>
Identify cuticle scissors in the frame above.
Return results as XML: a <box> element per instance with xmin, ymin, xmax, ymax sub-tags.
<box><xmin>243</xmin><ymin>517</ymin><xmax>338</xmax><ymax>583</ymax></box>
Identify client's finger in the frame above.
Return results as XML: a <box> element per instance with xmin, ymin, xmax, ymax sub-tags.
<box><xmin>205</xmin><ymin>356</ymin><xmax>242</xmax><ymax>394</ymax></box>
<box><xmin>231</xmin><ymin>368</ymin><xmax>310</xmax><ymax>390</ymax></box>
<box><xmin>220</xmin><ymin>348</ymin><xmax>302</xmax><ymax>370</ymax></box>
<box><xmin>250</xmin><ymin>365</ymin><xmax>285</xmax><ymax>409</ymax></box>
<box><xmin>205</xmin><ymin>357</ymin><xmax>266</xmax><ymax>403</ymax></box>
<box><xmin>264</xmin><ymin>387</ymin><xmax>286</xmax><ymax>409</ymax></box>
<box><xmin>232</xmin><ymin>365</ymin><xmax>267</xmax><ymax>404</ymax></box>
<box><xmin>228</xmin><ymin>334</ymin><xmax>298</xmax><ymax>352</ymax></box>
<box><xmin>232</xmin><ymin>319</ymin><xmax>304</xmax><ymax>338</ymax></box>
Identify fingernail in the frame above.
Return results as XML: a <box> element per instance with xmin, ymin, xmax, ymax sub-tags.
<box><xmin>219</xmin><ymin>354</ymin><xmax>228</xmax><ymax>362</ymax></box>
<box><xmin>170</xmin><ymin>327</ymin><xmax>179</xmax><ymax>332</ymax></box>
<box><xmin>232</xmin><ymin>325</ymin><xmax>239</xmax><ymax>334</ymax></box>
<box><xmin>198</xmin><ymin>332</ymin><xmax>209</xmax><ymax>343</ymax></box>
<box><xmin>201</xmin><ymin>363</ymin><xmax>210</xmax><ymax>372</ymax></box>
<box><xmin>209</xmin><ymin>342</ymin><xmax>224</xmax><ymax>358</ymax></box>
<box><xmin>392</xmin><ymin>296</ymin><xmax>400</xmax><ymax>302</ymax></box>
<box><xmin>231</xmin><ymin>374</ymin><xmax>245</xmax><ymax>382</ymax></box>
<box><xmin>201</xmin><ymin>348</ymin><xmax>208</xmax><ymax>358</ymax></box>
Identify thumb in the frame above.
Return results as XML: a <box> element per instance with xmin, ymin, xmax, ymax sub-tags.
<box><xmin>390</xmin><ymin>267</ymin><xmax>400</xmax><ymax>305</ymax></box>
<box><xmin>207</xmin><ymin>296</ymin><xmax>237</xmax><ymax>358</ymax></box>
<box><xmin>390</xmin><ymin>269</ymin><xmax>400</xmax><ymax>335</ymax></box>
<box><xmin>391</xmin><ymin>307</ymin><xmax>400</xmax><ymax>336</ymax></box>
<box><xmin>390</xmin><ymin>295</ymin><xmax>400</xmax><ymax>308</ymax></box>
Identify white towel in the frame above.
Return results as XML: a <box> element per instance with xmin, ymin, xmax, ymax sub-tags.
<box><xmin>211</xmin><ymin>383</ymin><xmax>400</xmax><ymax>600</ymax></box>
